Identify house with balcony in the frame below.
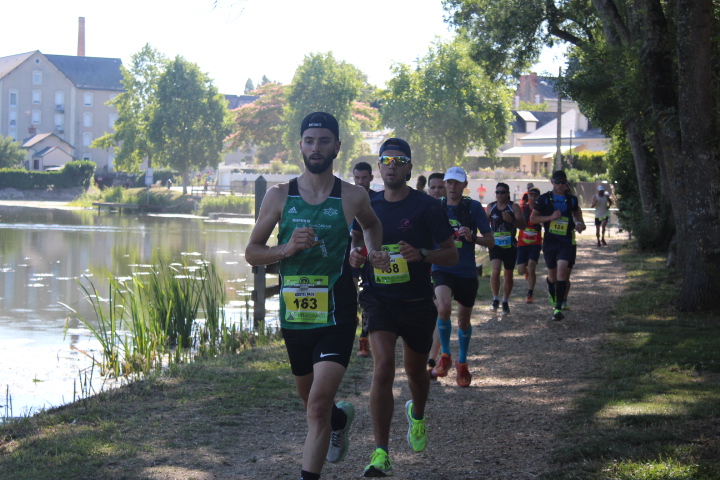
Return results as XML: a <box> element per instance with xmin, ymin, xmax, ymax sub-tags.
<box><xmin>0</xmin><ymin>50</ymin><xmax>123</xmax><ymax>172</ymax></box>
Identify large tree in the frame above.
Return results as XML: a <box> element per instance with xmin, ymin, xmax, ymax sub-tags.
<box><xmin>0</xmin><ymin>135</ymin><xmax>25</xmax><ymax>169</ymax></box>
<box><xmin>381</xmin><ymin>38</ymin><xmax>511</xmax><ymax>171</ymax></box>
<box><xmin>148</xmin><ymin>56</ymin><xmax>233</xmax><ymax>193</ymax></box>
<box><xmin>92</xmin><ymin>44</ymin><xmax>167</xmax><ymax>172</ymax></box>
<box><xmin>282</xmin><ymin>52</ymin><xmax>376</xmax><ymax>173</ymax></box>
<box><xmin>229</xmin><ymin>82</ymin><xmax>288</xmax><ymax>163</ymax></box>
<box><xmin>444</xmin><ymin>0</ymin><xmax>720</xmax><ymax>311</ymax></box>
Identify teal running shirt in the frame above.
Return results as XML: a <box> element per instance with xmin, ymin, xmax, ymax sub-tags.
<box><xmin>277</xmin><ymin>177</ymin><xmax>356</xmax><ymax>330</ymax></box>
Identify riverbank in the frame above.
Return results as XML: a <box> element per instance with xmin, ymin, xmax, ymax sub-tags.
<box><xmin>0</xmin><ymin>188</ymin><xmax>84</xmax><ymax>209</ymax></box>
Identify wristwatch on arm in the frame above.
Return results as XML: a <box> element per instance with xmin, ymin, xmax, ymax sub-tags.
<box><xmin>419</xmin><ymin>248</ymin><xmax>428</xmax><ymax>262</ymax></box>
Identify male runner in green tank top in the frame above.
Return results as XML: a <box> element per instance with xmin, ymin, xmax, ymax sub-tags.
<box><xmin>246</xmin><ymin>112</ymin><xmax>389</xmax><ymax>480</ymax></box>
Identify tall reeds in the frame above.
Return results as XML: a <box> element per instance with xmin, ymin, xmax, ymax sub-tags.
<box><xmin>63</xmin><ymin>260</ymin><xmax>266</xmax><ymax>378</ymax></box>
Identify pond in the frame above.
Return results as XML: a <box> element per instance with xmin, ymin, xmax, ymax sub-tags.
<box><xmin>0</xmin><ymin>206</ymin><xmax>277</xmax><ymax>417</ymax></box>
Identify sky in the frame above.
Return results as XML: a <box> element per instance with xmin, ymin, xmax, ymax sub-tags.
<box><xmin>0</xmin><ymin>0</ymin><xmax>567</xmax><ymax>95</ymax></box>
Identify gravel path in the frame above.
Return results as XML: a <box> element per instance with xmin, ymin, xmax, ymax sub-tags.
<box><xmin>176</xmin><ymin>235</ymin><xmax>627</xmax><ymax>480</ymax></box>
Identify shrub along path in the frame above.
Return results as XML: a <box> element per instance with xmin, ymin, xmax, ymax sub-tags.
<box><xmin>0</xmin><ymin>236</ymin><xmax>627</xmax><ymax>479</ymax></box>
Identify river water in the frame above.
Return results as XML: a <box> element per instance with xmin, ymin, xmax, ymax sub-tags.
<box><xmin>0</xmin><ymin>206</ymin><xmax>277</xmax><ymax>417</ymax></box>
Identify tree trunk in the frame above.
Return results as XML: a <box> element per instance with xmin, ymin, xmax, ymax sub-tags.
<box><xmin>674</xmin><ymin>0</ymin><xmax>720</xmax><ymax>310</ymax></box>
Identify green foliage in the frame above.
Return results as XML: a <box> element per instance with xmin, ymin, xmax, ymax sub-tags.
<box><xmin>517</xmin><ymin>101</ymin><xmax>548</xmax><ymax>111</ymax></box>
<box><xmin>606</xmin><ymin>128</ymin><xmax>672</xmax><ymax>251</ymax></box>
<box><xmin>229</xmin><ymin>83</ymin><xmax>288</xmax><ymax>161</ymax></box>
<box><xmin>381</xmin><ymin>38</ymin><xmax>512</xmax><ymax>171</ymax></box>
<box><xmin>62</xmin><ymin>261</ymin><xmax>246</xmax><ymax>377</ymax></box>
<box><xmin>197</xmin><ymin>195</ymin><xmax>253</xmax><ymax>216</ymax></box>
<box><xmin>0</xmin><ymin>162</ymin><xmax>94</xmax><ymax>189</ymax></box>
<box><xmin>568</xmin><ymin>150</ymin><xmax>607</xmax><ymax>175</ymax></box>
<box><xmin>282</xmin><ymin>52</ymin><xmax>377</xmax><ymax>173</ymax></box>
<box><xmin>0</xmin><ymin>135</ymin><xmax>25</xmax><ymax>168</ymax></box>
<box><xmin>59</xmin><ymin>161</ymin><xmax>96</xmax><ymax>188</ymax></box>
<box><xmin>545</xmin><ymin>248</ymin><xmax>720</xmax><ymax>479</ymax></box>
<box><xmin>92</xmin><ymin>45</ymin><xmax>168</xmax><ymax>172</ymax></box>
<box><xmin>244</xmin><ymin>78</ymin><xmax>255</xmax><ymax>94</ymax></box>
<box><xmin>148</xmin><ymin>56</ymin><xmax>233</xmax><ymax>187</ymax></box>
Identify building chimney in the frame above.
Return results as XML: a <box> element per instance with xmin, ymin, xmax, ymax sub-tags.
<box><xmin>77</xmin><ymin>17</ymin><xmax>85</xmax><ymax>57</ymax></box>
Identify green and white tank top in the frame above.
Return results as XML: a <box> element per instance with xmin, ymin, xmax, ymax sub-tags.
<box><xmin>278</xmin><ymin>177</ymin><xmax>356</xmax><ymax>330</ymax></box>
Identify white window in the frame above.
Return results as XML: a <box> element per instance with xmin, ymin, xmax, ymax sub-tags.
<box><xmin>55</xmin><ymin>91</ymin><xmax>64</xmax><ymax>110</ymax></box>
<box><xmin>83</xmin><ymin>132</ymin><xmax>92</xmax><ymax>146</ymax></box>
<box><xmin>9</xmin><ymin>90</ymin><xmax>18</xmax><ymax>108</ymax></box>
<box><xmin>32</xmin><ymin>70</ymin><xmax>42</xmax><ymax>85</ymax></box>
<box><xmin>9</xmin><ymin>110</ymin><xmax>17</xmax><ymax>126</ymax></box>
<box><xmin>32</xmin><ymin>110</ymin><xmax>41</xmax><ymax>124</ymax></box>
<box><xmin>83</xmin><ymin>112</ymin><xmax>93</xmax><ymax>127</ymax></box>
<box><xmin>32</xmin><ymin>90</ymin><xmax>42</xmax><ymax>104</ymax></box>
<box><xmin>108</xmin><ymin>155</ymin><xmax>115</xmax><ymax>171</ymax></box>
<box><xmin>84</xmin><ymin>93</ymin><xmax>93</xmax><ymax>106</ymax></box>
<box><xmin>109</xmin><ymin>114</ymin><xmax>117</xmax><ymax>128</ymax></box>
<box><xmin>9</xmin><ymin>129</ymin><xmax>17</xmax><ymax>142</ymax></box>
<box><xmin>54</xmin><ymin>113</ymin><xmax>64</xmax><ymax>132</ymax></box>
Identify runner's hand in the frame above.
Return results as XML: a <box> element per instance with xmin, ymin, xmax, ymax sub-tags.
<box><xmin>349</xmin><ymin>246</ymin><xmax>366</xmax><ymax>268</ymax></box>
<box><xmin>286</xmin><ymin>227</ymin><xmax>318</xmax><ymax>256</ymax></box>
<box><xmin>550</xmin><ymin>209</ymin><xmax>562</xmax><ymax>220</ymax></box>
<box><xmin>458</xmin><ymin>226</ymin><xmax>473</xmax><ymax>242</ymax></box>
<box><xmin>398</xmin><ymin>241</ymin><xmax>422</xmax><ymax>262</ymax></box>
<box><xmin>368</xmin><ymin>249</ymin><xmax>390</xmax><ymax>271</ymax></box>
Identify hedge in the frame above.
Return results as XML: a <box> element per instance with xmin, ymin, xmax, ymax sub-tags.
<box><xmin>0</xmin><ymin>161</ymin><xmax>96</xmax><ymax>189</ymax></box>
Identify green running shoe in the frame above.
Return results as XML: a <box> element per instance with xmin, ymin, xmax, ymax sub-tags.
<box><xmin>562</xmin><ymin>300</ymin><xmax>570</xmax><ymax>310</ymax></box>
<box><xmin>405</xmin><ymin>400</ymin><xmax>427</xmax><ymax>452</ymax></box>
<box><xmin>363</xmin><ymin>448</ymin><xmax>393</xmax><ymax>477</ymax></box>
<box><xmin>327</xmin><ymin>401</ymin><xmax>354</xmax><ymax>463</ymax></box>
<box><xmin>553</xmin><ymin>309</ymin><xmax>564</xmax><ymax>321</ymax></box>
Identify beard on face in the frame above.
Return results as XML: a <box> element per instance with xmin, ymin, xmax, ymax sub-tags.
<box><xmin>303</xmin><ymin>152</ymin><xmax>336</xmax><ymax>174</ymax></box>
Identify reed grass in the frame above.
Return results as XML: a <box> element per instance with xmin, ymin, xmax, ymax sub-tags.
<box><xmin>197</xmin><ymin>195</ymin><xmax>253</xmax><ymax>215</ymax></box>
<box><xmin>63</xmin><ymin>260</ymin><xmax>268</xmax><ymax>379</ymax></box>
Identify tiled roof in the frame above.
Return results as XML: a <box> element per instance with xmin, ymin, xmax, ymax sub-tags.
<box><xmin>0</xmin><ymin>51</ymin><xmax>34</xmax><ymax>80</ymax></box>
<box><xmin>45</xmin><ymin>54</ymin><xmax>124</xmax><ymax>91</ymax></box>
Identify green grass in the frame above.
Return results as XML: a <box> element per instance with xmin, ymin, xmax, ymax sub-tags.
<box><xmin>0</xmin><ymin>343</ymin><xmax>293</xmax><ymax>480</ymax></box>
<box><xmin>196</xmin><ymin>195</ymin><xmax>253</xmax><ymax>216</ymax></box>
<box><xmin>542</xmin><ymin>245</ymin><xmax>720</xmax><ymax>480</ymax></box>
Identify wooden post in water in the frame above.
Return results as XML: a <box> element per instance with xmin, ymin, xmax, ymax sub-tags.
<box><xmin>253</xmin><ymin>176</ymin><xmax>267</xmax><ymax>331</ymax></box>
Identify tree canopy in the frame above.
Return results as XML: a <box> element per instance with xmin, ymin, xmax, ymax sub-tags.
<box><xmin>282</xmin><ymin>52</ymin><xmax>377</xmax><ymax>173</ymax></box>
<box><xmin>0</xmin><ymin>135</ymin><xmax>25</xmax><ymax>169</ymax></box>
<box><xmin>148</xmin><ymin>55</ymin><xmax>233</xmax><ymax>193</ymax></box>
<box><xmin>92</xmin><ymin>44</ymin><xmax>167</xmax><ymax>172</ymax></box>
<box><xmin>381</xmin><ymin>38</ymin><xmax>511</xmax><ymax>171</ymax></box>
<box><xmin>444</xmin><ymin>0</ymin><xmax>720</xmax><ymax>311</ymax></box>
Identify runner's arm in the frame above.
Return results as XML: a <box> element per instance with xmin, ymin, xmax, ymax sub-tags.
<box><xmin>245</xmin><ymin>186</ymin><xmax>316</xmax><ymax>265</ymax></box>
<box><xmin>511</xmin><ymin>203</ymin><xmax>527</xmax><ymax>230</ymax></box>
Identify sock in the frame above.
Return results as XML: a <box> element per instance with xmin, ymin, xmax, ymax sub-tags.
<box><xmin>528</xmin><ymin>289</ymin><xmax>533</xmax><ymax>295</ymax></box>
<box><xmin>502</xmin><ymin>297</ymin><xmax>508</xmax><ymax>303</ymax></box>
<box><xmin>300</xmin><ymin>470</ymin><xmax>320</xmax><ymax>480</ymax></box>
<box><xmin>411</xmin><ymin>406</ymin><xmax>424</xmax><ymax>420</ymax></box>
<box><xmin>377</xmin><ymin>445</ymin><xmax>389</xmax><ymax>454</ymax></box>
<box><xmin>547</xmin><ymin>277</ymin><xmax>556</xmax><ymax>301</ymax></box>
<box><xmin>555</xmin><ymin>281</ymin><xmax>567</xmax><ymax>310</ymax></box>
<box><xmin>493</xmin><ymin>295</ymin><xmax>500</xmax><ymax>301</ymax></box>
<box><xmin>457</xmin><ymin>326</ymin><xmax>472</xmax><ymax>364</ymax></box>
<box><xmin>330</xmin><ymin>404</ymin><xmax>346</xmax><ymax>431</ymax></box>
<box><xmin>438</xmin><ymin>318</ymin><xmax>452</xmax><ymax>354</ymax></box>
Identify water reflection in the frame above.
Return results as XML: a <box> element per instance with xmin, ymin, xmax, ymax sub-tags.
<box><xmin>0</xmin><ymin>206</ymin><xmax>276</xmax><ymax>416</ymax></box>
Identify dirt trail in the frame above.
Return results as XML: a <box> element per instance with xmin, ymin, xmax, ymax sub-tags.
<box><xmin>144</xmin><ymin>235</ymin><xmax>626</xmax><ymax>480</ymax></box>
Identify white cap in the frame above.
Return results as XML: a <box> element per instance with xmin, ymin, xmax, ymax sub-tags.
<box><xmin>444</xmin><ymin>166</ymin><xmax>467</xmax><ymax>183</ymax></box>
<box><xmin>598</xmin><ymin>185</ymin><xmax>605</xmax><ymax>191</ymax></box>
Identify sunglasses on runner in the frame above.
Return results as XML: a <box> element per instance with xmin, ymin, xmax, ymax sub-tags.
<box><xmin>495</xmin><ymin>190</ymin><xmax>509</xmax><ymax>194</ymax></box>
<box><xmin>379</xmin><ymin>156</ymin><xmax>411</xmax><ymax>166</ymax></box>
<box><xmin>554</xmin><ymin>179</ymin><xmax>568</xmax><ymax>184</ymax></box>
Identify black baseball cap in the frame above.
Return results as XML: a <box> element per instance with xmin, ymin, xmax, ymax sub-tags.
<box><xmin>379</xmin><ymin>137</ymin><xmax>411</xmax><ymax>158</ymax></box>
<box><xmin>300</xmin><ymin>112</ymin><xmax>339</xmax><ymax>139</ymax></box>
<box><xmin>552</xmin><ymin>170</ymin><xmax>568</xmax><ymax>181</ymax></box>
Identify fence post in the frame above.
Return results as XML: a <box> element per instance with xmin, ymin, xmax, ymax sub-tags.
<box><xmin>253</xmin><ymin>176</ymin><xmax>268</xmax><ymax>331</ymax></box>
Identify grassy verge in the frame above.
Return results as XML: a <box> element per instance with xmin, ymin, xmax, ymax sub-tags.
<box><xmin>0</xmin><ymin>342</ymin><xmax>292</xmax><ymax>480</ymax></box>
<box><xmin>71</xmin><ymin>186</ymin><xmax>253</xmax><ymax>216</ymax></box>
<box><xmin>543</xmin><ymin>246</ymin><xmax>720</xmax><ymax>479</ymax></box>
